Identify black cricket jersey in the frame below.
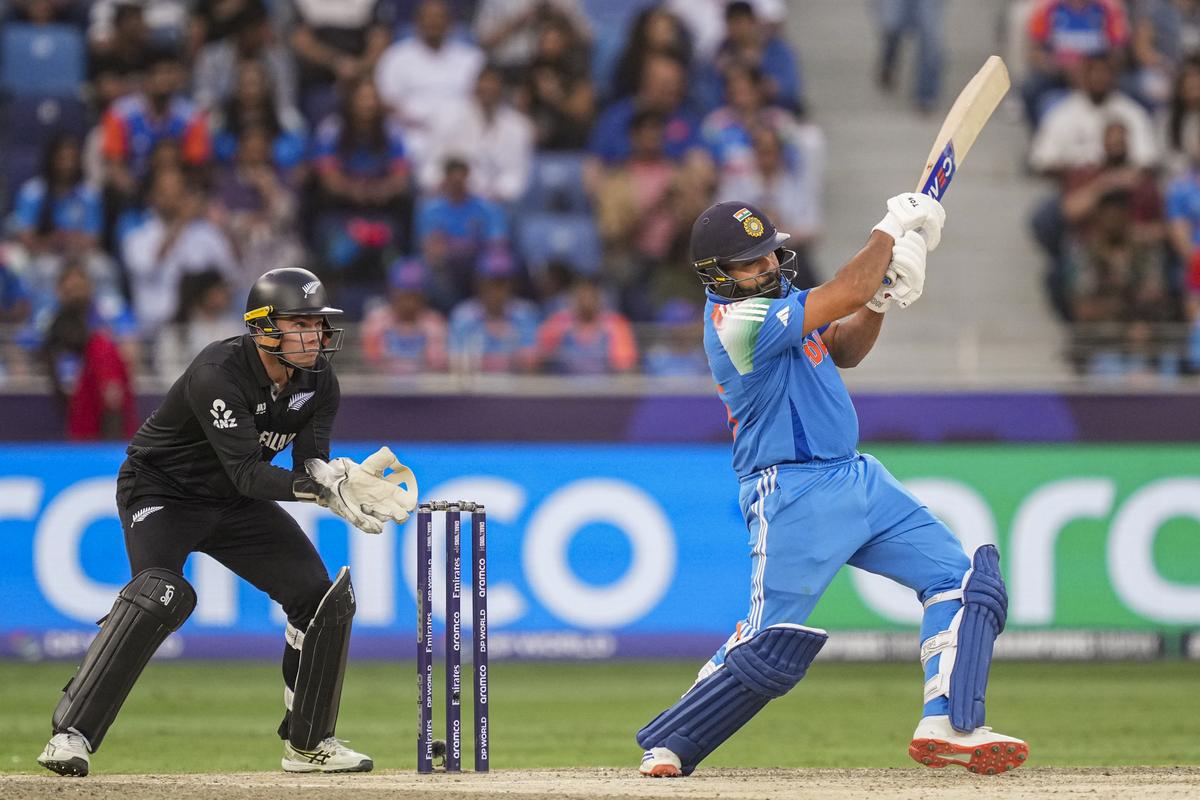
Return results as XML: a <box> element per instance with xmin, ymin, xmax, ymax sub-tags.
<box><xmin>121</xmin><ymin>334</ymin><xmax>340</xmax><ymax>502</ymax></box>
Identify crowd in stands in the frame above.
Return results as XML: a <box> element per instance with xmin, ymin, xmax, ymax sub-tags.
<box><xmin>0</xmin><ymin>0</ymin><xmax>819</xmax><ymax>432</ymax></box>
<box><xmin>1018</xmin><ymin>0</ymin><xmax>1200</xmax><ymax>376</ymax></box>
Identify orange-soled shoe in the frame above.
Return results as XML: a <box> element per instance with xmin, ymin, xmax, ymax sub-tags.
<box><xmin>909</xmin><ymin>715</ymin><xmax>1029</xmax><ymax>775</ymax></box>
<box><xmin>639</xmin><ymin>747</ymin><xmax>683</xmax><ymax>777</ymax></box>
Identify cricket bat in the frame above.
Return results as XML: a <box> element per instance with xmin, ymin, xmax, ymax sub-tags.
<box><xmin>916</xmin><ymin>55</ymin><xmax>1010</xmax><ymax>199</ymax></box>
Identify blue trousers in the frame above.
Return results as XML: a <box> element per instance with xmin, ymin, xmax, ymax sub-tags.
<box><xmin>714</xmin><ymin>454</ymin><xmax>970</xmax><ymax>718</ymax></box>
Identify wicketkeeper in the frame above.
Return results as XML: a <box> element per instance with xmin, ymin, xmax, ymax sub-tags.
<box><xmin>37</xmin><ymin>267</ymin><xmax>418</xmax><ymax>776</ymax></box>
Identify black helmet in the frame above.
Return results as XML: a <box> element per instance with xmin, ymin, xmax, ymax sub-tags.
<box><xmin>243</xmin><ymin>268</ymin><xmax>344</xmax><ymax>372</ymax></box>
<box><xmin>690</xmin><ymin>201</ymin><xmax>797</xmax><ymax>299</ymax></box>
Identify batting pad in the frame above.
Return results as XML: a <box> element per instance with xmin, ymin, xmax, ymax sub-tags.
<box><xmin>636</xmin><ymin>624</ymin><xmax>827</xmax><ymax>774</ymax></box>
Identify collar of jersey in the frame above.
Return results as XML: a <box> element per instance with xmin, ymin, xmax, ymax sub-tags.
<box><xmin>241</xmin><ymin>334</ymin><xmax>276</xmax><ymax>390</ymax></box>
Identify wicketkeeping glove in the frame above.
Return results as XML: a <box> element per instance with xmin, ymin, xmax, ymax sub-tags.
<box><xmin>303</xmin><ymin>447</ymin><xmax>419</xmax><ymax>534</ymax></box>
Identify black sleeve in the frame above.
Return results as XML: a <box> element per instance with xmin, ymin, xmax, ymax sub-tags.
<box><xmin>186</xmin><ymin>364</ymin><xmax>299</xmax><ymax>501</ymax></box>
<box><xmin>292</xmin><ymin>371</ymin><xmax>340</xmax><ymax>472</ymax></box>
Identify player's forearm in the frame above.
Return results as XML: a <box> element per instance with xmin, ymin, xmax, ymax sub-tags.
<box><xmin>833</xmin><ymin>231</ymin><xmax>895</xmax><ymax>307</ymax></box>
<box><xmin>826</xmin><ymin>307</ymin><xmax>883</xmax><ymax>368</ymax></box>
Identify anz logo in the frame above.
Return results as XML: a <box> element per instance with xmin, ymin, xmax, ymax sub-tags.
<box><xmin>259</xmin><ymin>430</ymin><xmax>297</xmax><ymax>452</ymax></box>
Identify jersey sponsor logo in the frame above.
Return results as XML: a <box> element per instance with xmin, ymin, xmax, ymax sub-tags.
<box><xmin>302</xmin><ymin>281</ymin><xmax>321</xmax><ymax>297</ymax></box>
<box><xmin>259</xmin><ymin>430</ymin><xmax>297</xmax><ymax>452</ymax></box>
<box><xmin>288</xmin><ymin>391</ymin><xmax>316</xmax><ymax>411</ymax></box>
<box><xmin>210</xmin><ymin>399</ymin><xmax>237</xmax><ymax>429</ymax></box>
<box><xmin>130</xmin><ymin>505</ymin><xmax>164</xmax><ymax>526</ymax></box>
<box><xmin>255</xmin><ymin>402</ymin><xmax>267</xmax><ymax>415</ymax></box>
<box><xmin>776</xmin><ymin>307</ymin><xmax>791</xmax><ymax>328</ymax></box>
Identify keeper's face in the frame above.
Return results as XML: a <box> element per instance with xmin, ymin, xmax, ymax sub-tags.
<box><xmin>275</xmin><ymin>315</ymin><xmax>326</xmax><ymax>366</ymax></box>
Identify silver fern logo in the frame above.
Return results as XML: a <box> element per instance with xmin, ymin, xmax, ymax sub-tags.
<box><xmin>302</xmin><ymin>281</ymin><xmax>321</xmax><ymax>297</ymax></box>
<box><xmin>130</xmin><ymin>506</ymin><xmax>164</xmax><ymax>526</ymax></box>
<box><xmin>288</xmin><ymin>391</ymin><xmax>316</xmax><ymax>411</ymax></box>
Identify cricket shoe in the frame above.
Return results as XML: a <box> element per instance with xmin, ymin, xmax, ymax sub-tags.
<box><xmin>37</xmin><ymin>730</ymin><xmax>91</xmax><ymax>776</ymax></box>
<box><xmin>639</xmin><ymin>747</ymin><xmax>683</xmax><ymax>777</ymax></box>
<box><xmin>909</xmin><ymin>715</ymin><xmax>1029</xmax><ymax>775</ymax></box>
<box><xmin>282</xmin><ymin>737</ymin><xmax>373</xmax><ymax>773</ymax></box>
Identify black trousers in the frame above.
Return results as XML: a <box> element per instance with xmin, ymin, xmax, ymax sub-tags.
<box><xmin>117</xmin><ymin>480</ymin><xmax>331</xmax><ymax>738</ymax></box>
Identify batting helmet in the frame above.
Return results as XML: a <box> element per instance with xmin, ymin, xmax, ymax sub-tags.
<box><xmin>690</xmin><ymin>201</ymin><xmax>797</xmax><ymax>299</ymax></box>
<box><xmin>243</xmin><ymin>268</ymin><xmax>344</xmax><ymax>372</ymax></box>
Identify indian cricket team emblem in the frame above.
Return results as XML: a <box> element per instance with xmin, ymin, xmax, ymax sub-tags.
<box><xmin>733</xmin><ymin>207</ymin><xmax>764</xmax><ymax>237</ymax></box>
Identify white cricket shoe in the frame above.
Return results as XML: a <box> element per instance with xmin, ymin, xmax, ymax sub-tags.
<box><xmin>639</xmin><ymin>747</ymin><xmax>683</xmax><ymax>778</ymax></box>
<box><xmin>909</xmin><ymin>715</ymin><xmax>1029</xmax><ymax>775</ymax></box>
<box><xmin>282</xmin><ymin>737</ymin><xmax>373</xmax><ymax>773</ymax></box>
<box><xmin>37</xmin><ymin>730</ymin><xmax>91</xmax><ymax>777</ymax></box>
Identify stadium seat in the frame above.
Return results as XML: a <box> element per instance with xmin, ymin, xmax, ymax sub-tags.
<box><xmin>516</xmin><ymin>212</ymin><xmax>603</xmax><ymax>277</ymax></box>
<box><xmin>0</xmin><ymin>24</ymin><xmax>85</xmax><ymax>96</ymax></box>
<box><xmin>523</xmin><ymin>152</ymin><xmax>590</xmax><ymax>214</ymax></box>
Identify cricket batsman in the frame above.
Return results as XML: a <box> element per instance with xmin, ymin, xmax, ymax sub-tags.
<box><xmin>635</xmin><ymin>197</ymin><xmax>1029</xmax><ymax>777</ymax></box>
<box><xmin>37</xmin><ymin>267</ymin><xmax>418</xmax><ymax>776</ymax></box>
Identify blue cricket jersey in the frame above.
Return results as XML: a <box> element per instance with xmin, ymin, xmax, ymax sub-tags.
<box><xmin>704</xmin><ymin>287</ymin><xmax>859</xmax><ymax>477</ymax></box>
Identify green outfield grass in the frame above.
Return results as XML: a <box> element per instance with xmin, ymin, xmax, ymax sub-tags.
<box><xmin>2</xmin><ymin>660</ymin><xmax>1196</xmax><ymax>774</ymax></box>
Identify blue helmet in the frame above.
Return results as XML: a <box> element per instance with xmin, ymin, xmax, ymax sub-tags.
<box><xmin>690</xmin><ymin>201</ymin><xmax>796</xmax><ymax>299</ymax></box>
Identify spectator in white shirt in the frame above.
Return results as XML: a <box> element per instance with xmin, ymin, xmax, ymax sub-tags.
<box><xmin>1030</xmin><ymin>55</ymin><xmax>1160</xmax><ymax>174</ymax></box>
<box><xmin>375</xmin><ymin>0</ymin><xmax>484</xmax><ymax>166</ymax></box>
<box><xmin>120</xmin><ymin>167</ymin><xmax>239</xmax><ymax>333</ymax></box>
<box><xmin>419</xmin><ymin>64</ymin><xmax>535</xmax><ymax>203</ymax></box>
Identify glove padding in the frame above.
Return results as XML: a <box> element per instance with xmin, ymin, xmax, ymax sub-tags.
<box><xmin>867</xmin><ymin>231</ymin><xmax>927</xmax><ymax>313</ymax></box>
<box><xmin>872</xmin><ymin>192</ymin><xmax>945</xmax><ymax>252</ymax></box>
<box><xmin>305</xmin><ymin>447</ymin><xmax>419</xmax><ymax>534</ymax></box>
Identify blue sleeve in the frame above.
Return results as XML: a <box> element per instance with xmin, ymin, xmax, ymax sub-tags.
<box><xmin>752</xmin><ymin>289</ymin><xmax>809</xmax><ymax>362</ymax></box>
<box><xmin>273</xmin><ymin>131</ymin><xmax>307</xmax><ymax>169</ymax></box>
<box><xmin>484</xmin><ymin>200</ymin><xmax>508</xmax><ymax>240</ymax></box>
<box><xmin>81</xmin><ymin>189</ymin><xmax>103</xmax><ymax>237</ymax></box>
<box><xmin>1166</xmin><ymin>180</ymin><xmax>1191</xmax><ymax>220</ymax></box>
<box><xmin>416</xmin><ymin>199</ymin><xmax>438</xmax><ymax>242</ymax></box>
<box><xmin>10</xmin><ymin>181</ymin><xmax>43</xmax><ymax>232</ymax></box>
<box><xmin>588</xmin><ymin>104</ymin><xmax>630</xmax><ymax>162</ymax></box>
<box><xmin>764</xmin><ymin>38</ymin><xmax>802</xmax><ymax>110</ymax></box>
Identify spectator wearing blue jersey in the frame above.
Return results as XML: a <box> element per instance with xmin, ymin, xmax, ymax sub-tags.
<box><xmin>535</xmin><ymin>274</ymin><xmax>638</xmax><ymax>375</ymax></box>
<box><xmin>209</xmin><ymin>59</ymin><xmax>308</xmax><ymax>176</ymax></box>
<box><xmin>714</xmin><ymin>1</ymin><xmax>804</xmax><ymax>113</ymax></box>
<box><xmin>417</xmin><ymin>157</ymin><xmax>509</xmax><ymax>305</ymax></box>
<box><xmin>587</xmin><ymin>53</ymin><xmax>702</xmax><ymax>165</ymax></box>
<box><xmin>362</xmin><ymin>257</ymin><xmax>450</xmax><ymax>375</ymax></box>
<box><xmin>312</xmin><ymin>77</ymin><xmax>411</xmax><ymax>302</ymax></box>
<box><xmin>448</xmin><ymin>246</ymin><xmax>540</xmax><ymax>373</ymax></box>
<box><xmin>9</xmin><ymin>136</ymin><xmax>102</xmax><ymax>259</ymax></box>
<box><xmin>643</xmin><ymin>298</ymin><xmax>708</xmax><ymax>377</ymax></box>
<box><xmin>701</xmin><ymin>63</ymin><xmax>800</xmax><ymax>186</ymax></box>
